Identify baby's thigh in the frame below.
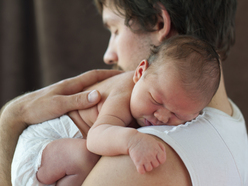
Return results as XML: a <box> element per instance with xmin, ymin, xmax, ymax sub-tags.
<box><xmin>37</xmin><ymin>138</ymin><xmax>100</xmax><ymax>184</ymax></box>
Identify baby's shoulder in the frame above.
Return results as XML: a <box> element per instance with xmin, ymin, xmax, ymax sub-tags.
<box><xmin>94</xmin><ymin>71</ymin><xmax>134</xmax><ymax>96</ymax></box>
<box><xmin>111</xmin><ymin>71</ymin><xmax>134</xmax><ymax>92</ymax></box>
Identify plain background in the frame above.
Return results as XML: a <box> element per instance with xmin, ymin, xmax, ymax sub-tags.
<box><xmin>0</xmin><ymin>0</ymin><xmax>247</xmax><ymax>130</ymax></box>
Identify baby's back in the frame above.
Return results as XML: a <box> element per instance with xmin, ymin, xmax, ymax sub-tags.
<box><xmin>68</xmin><ymin>71</ymin><xmax>135</xmax><ymax>137</ymax></box>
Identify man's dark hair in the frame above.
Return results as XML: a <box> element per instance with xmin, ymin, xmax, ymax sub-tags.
<box><xmin>147</xmin><ymin>35</ymin><xmax>221</xmax><ymax>104</ymax></box>
<box><xmin>94</xmin><ymin>0</ymin><xmax>237</xmax><ymax>61</ymax></box>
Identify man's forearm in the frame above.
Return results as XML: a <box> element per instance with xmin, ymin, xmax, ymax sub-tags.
<box><xmin>0</xmin><ymin>119</ymin><xmax>20</xmax><ymax>186</ymax></box>
<box><xmin>0</xmin><ymin>100</ymin><xmax>28</xmax><ymax>186</ymax></box>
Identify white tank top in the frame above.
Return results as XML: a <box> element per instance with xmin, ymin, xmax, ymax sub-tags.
<box><xmin>138</xmin><ymin>99</ymin><xmax>248</xmax><ymax>186</ymax></box>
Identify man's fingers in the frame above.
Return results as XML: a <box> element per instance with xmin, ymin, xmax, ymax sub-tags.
<box><xmin>87</xmin><ymin>90</ymin><xmax>101</xmax><ymax>103</ymax></box>
<box><xmin>84</xmin><ymin>69</ymin><xmax>122</xmax><ymax>85</ymax></box>
<box><xmin>56</xmin><ymin>69</ymin><xmax>122</xmax><ymax>95</ymax></box>
<box><xmin>19</xmin><ymin>90</ymin><xmax>101</xmax><ymax>125</ymax></box>
<box><xmin>61</xmin><ymin>90</ymin><xmax>101</xmax><ymax>112</ymax></box>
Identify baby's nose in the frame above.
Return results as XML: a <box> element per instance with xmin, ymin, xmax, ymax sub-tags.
<box><xmin>154</xmin><ymin>110</ymin><xmax>170</xmax><ymax>124</ymax></box>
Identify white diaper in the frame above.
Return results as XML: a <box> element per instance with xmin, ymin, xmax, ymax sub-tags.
<box><xmin>11</xmin><ymin>115</ymin><xmax>83</xmax><ymax>186</ymax></box>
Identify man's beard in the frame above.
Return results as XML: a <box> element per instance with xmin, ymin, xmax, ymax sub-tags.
<box><xmin>112</xmin><ymin>64</ymin><xmax>123</xmax><ymax>71</ymax></box>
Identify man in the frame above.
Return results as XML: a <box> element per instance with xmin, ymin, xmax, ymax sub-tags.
<box><xmin>1</xmin><ymin>0</ymin><xmax>247</xmax><ymax>185</ymax></box>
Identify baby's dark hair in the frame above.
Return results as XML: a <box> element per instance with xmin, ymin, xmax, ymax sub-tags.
<box><xmin>148</xmin><ymin>35</ymin><xmax>221</xmax><ymax>104</ymax></box>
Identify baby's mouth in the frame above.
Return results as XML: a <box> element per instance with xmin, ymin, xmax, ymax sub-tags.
<box><xmin>144</xmin><ymin>119</ymin><xmax>153</xmax><ymax>126</ymax></box>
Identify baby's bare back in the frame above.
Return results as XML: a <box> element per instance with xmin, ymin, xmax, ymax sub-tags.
<box><xmin>68</xmin><ymin>71</ymin><xmax>135</xmax><ymax>137</ymax></box>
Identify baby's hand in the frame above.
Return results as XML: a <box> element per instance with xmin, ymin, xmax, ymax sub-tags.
<box><xmin>128</xmin><ymin>133</ymin><xmax>166</xmax><ymax>174</ymax></box>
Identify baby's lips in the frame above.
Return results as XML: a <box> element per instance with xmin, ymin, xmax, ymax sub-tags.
<box><xmin>145</xmin><ymin>119</ymin><xmax>155</xmax><ymax>126</ymax></box>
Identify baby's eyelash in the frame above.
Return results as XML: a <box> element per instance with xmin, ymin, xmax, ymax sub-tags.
<box><xmin>173</xmin><ymin>113</ymin><xmax>180</xmax><ymax>119</ymax></box>
<box><xmin>150</xmin><ymin>93</ymin><xmax>162</xmax><ymax>105</ymax></box>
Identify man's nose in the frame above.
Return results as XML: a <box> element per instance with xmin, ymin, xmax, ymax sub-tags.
<box><xmin>103</xmin><ymin>40</ymin><xmax>118</xmax><ymax>65</ymax></box>
<box><xmin>154</xmin><ymin>109</ymin><xmax>170</xmax><ymax>124</ymax></box>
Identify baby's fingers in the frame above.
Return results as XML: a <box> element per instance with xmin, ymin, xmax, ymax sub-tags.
<box><xmin>137</xmin><ymin>162</ymin><xmax>154</xmax><ymax>174</ymax></box>
<box><xmin>151</xmin><ymin>159</ymin><xmax>160</xmax><ymax>168</ymax></box>
<box><xmin>149</xmin><ymin>155</ymin><xmax>164</xmax><ymax>169</ymax></box>
<box><xmin>136</xmin><ymin>164</ymin><xmax>146</xmax><ymax>174</ymax></box>
<box><xmin>157</xmin><ymin>144</ymin><xmax>167</xmax><ymax>164</ymax></box>
<box><xmin>144</xmin><ymin>162</ymin><xmax>153</xmax><ymax>172</ymax></box>
<box><xmin>157</xmin><ymin>152</ymin><xmax>166</xmax><ymax>164</ymax></box>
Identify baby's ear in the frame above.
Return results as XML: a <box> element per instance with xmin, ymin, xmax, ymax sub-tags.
<box><xmin>133</xmin><ymin>60</ymin><xmax>149</xmax><ymax>83</ymax></box>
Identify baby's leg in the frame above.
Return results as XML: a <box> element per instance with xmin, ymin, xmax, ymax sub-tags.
<box><xmin>37</xmin><ymin>138</ymin><xmax>100</xmax><ymax>186</ymax></box>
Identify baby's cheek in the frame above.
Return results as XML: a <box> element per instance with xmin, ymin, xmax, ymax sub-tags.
<box><xmin>130</xmin><ymin>101</ymin><xmax>140</xmax><ymax>118</ymax></box>
<box><xmin>167</xmin><ymin>116</ymin><xmax>184</xmax><ymax>126</ymax></box>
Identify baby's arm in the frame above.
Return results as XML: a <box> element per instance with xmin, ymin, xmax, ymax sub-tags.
<box><xmin>87</xmin><ymin>91</ymin><xmax>166</xmax><ymax>174</ymax></box>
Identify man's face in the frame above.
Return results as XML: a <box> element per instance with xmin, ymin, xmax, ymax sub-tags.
<box><xmin>102</xmin><ymin>5</ymin><xmax>155</xmax><ymax>71</ymax></box>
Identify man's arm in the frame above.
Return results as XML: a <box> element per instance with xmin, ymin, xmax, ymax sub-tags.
<box><xmin>83</xmin><ymin>136</ymin><xmax>192</xmax><ymax>186</ymax></box>
<box><xmin>0</xmin><ymin>69</ymin><xmax>121</xmax><ymax>186</ymax></box>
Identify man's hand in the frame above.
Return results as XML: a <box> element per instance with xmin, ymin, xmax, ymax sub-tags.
<box><xmin>0</xmin><ymin>69</ymin><xmax>121</xmax><ymax>186</ymax></box>
<box><xmin>1</xmin><ymin>69</ymin><xmax>121</xmax><ymax>125</ymax></box>
<box><xmin>128</xmin><ymin>132</ymin><xmax>166</xmax><ymax>174</ymax></box>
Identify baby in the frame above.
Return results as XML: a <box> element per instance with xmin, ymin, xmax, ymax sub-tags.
<box><xmin>11</xmin><ymin>35</ymin><xmax>220</xmax><ymax>186</ymax></box>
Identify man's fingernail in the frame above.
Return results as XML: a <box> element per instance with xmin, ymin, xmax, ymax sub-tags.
<box><xmin>88</xmin><ymin>90</ymin><xmax>99</xmax><ymax>103</ymax></box>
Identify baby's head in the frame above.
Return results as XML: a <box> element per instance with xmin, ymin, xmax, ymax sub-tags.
<box><xmin>148</xmin><ymin>35</ymin><xmax>221</xmax><ymax>106</ymax></box>
<box><xmin>131</xmin><ymin>35</ymin><xmax>220</xmax><ymax>126</ymax></box>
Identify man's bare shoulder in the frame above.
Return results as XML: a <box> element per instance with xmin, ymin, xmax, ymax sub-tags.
<box><xmin>83</xmin><ymin>135</ymin><xmax>192</xmax><ymax>186</ymax></box>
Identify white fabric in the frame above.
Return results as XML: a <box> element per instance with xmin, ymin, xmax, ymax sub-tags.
<box><xmin>138</xmin><ymin>99</ymin><xmax>248</xmax><ymax>186</ymax></box>
<box><xmin>11</xmin><ymin>115</ymin><xmax>82</xmax><ymax>186</ymax></box>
